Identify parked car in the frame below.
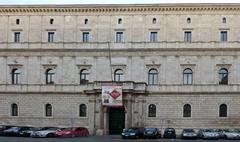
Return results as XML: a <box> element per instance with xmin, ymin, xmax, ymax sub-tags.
<box><xmin>222</xmin><ymin>129</ymin><xmax>240</xmax><ymax>140</ymax></box>
<box><xmin>143</xmin><ymin>128</ymin><xmax>161</xmax><ymax>139</ymax></box>
<box><xmin>30</xmin><ymin>127</ymin><xmax>61</xmax><ymax>138</ymax></box>
<box><xmin>3</xmin><ymin>126</ymin><xmax>33</xmax><ymax>136</ymax></box>
<box><xmin>0</xmin><ymin>125</ymin><xmax>14</xmax><ymax>135</ymax></box>
<box><xmin>181</xmin><ymin>129</ymin><xmax>197</xmax><ymax>139</ymax></box>
<box><xmin>198</xmin><ymin>129</ymin><xmax>219</xmax><ymax>139</ymax></box>
<box><xmin>56</xmin><ymin>127</ymin><xmax>89</xmax><ymax>138</ymax></box>
<box><xmin>163</xmin><ymin>128</ymin><xmax>176</xmax><ymax>139</ymax></box>
<box><xmin>215</xmin><ymin>129</ymin><xmax>230</xmax><ymax>139</ymax></box>
<box><xmin>19</xmin><ymin>127</ymin><xmax>43</xmax><ymax>137</ymax></box>
<box><xmin>121</xmin><ymin>127</ymin><xmax>144</xmax><ymax>139</ymax></box>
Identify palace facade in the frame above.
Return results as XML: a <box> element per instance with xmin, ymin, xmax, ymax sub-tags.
<box><xmin>0</xmin><ymin>3</ymin><xmax>240</xmax><ymax>135</ymax></box>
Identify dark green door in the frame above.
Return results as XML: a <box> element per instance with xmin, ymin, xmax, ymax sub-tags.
<box><xmin>109</xmin><ymin>107</ymin><xmax>125</xmax><ymax>135</ymax></box>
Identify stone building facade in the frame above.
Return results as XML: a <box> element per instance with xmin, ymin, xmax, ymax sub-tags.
<box><xmin>0</xmin><ymin>3</ymin><xmax>240</xmax><ymax>135</ymax></box>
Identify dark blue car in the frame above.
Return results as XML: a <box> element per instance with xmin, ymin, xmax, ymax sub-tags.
<box><xmin>143</xmin><ymin>128</ymin><xmax>161</xmax><ymax>139</ymax></box>
<box><xmin>121</xmin><ymin>127</ymin><xmax>144</xmax><ymax>139</ymax></box>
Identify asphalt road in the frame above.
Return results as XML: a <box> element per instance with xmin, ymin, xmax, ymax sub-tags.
<box><xmin>0</xmin><ymin>136</ymin><xmax>239</xmax><ymax>142</ymax></box>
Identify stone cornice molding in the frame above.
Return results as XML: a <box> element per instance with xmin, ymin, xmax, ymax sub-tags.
<box><xmin>1</xmin><ymin>4</ymin><xmax>240</xmax><ymax>13</ymax></box>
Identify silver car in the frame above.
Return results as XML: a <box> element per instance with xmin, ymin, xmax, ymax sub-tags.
<box><xmin>200</xmin><ymin>129</ymin><xmax>219</xmax><ymax>139</ymax></box>
<box><xmin>223</xmin><ymin>129</ymin><xmax>240</xmax><ymax>140</ymax></box>
<box><xmin>30</xmin><ymin>127</ymin><xmax>60</xmax><ymax>138</ymax></box>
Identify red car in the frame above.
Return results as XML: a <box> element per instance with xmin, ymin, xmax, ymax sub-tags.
<box><xmin>56</xmin><ymin>127</ymin><xmax>89</xmax><ymax>138</ymax></box>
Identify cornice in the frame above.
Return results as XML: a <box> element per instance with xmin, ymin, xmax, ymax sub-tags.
<box><xmin>0</xmin><ymin>3</ymin><xmax>240</xmax><ymax>13</ymax></box>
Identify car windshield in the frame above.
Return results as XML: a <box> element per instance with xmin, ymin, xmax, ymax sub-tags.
<box><xmin>183</xmin><ymin>129</ymin><xmax>194</xmax><ymax>132</ymax></box>
<box><xmin>145</xmin><ymin>128</ymin><xmax>156</xmax><ymax>131</ymax></box>
<box><xmin>62</xmin><ymin>128</ymin><xmax>73</xmax><ymax>131</ymax></box>
<box><xmin>127</xmin><ymin>128</ymin><xmax>139</xmax><ymax>132</ymax></box>
<box><xmin>45</xmin><ymin>127</ymin><xmax>59</xmax><ymax>130</ymax></box>
<box><xmin>165</xmin><ymin>128</ymin><xmax>175</xmax><ymax>131</ymax></box>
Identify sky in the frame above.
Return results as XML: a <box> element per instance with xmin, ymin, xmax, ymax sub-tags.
<box><xmin>0</xmin><ymin>0</ymin><xmax>239</xmax><ymax>5</ymax></box>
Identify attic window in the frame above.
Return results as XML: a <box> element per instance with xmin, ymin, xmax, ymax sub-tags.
<box><xmin>16</xmin><ymin>19</ymin><xmax>20</xmax><ymax>25</ymax></box>
<box><xmin>118</xmin><ymin>18</ymin><xmax>122</xmax><ymax>24</ymax></box>
<box><xmin>187</xmin><ymin>18</ymin><xmax>191</xmax><ymax>23</ymax></box>
<box><xmin>222</xmin><ymin>17</ymin><xmax>226</xmax><ymax>23</ymax></box>
<box><xmin>84</xmin><ymin>19</ymin><xmax>88</xmax><ymax>24</ymax></box>
<box><xmin>50</xmin><ymin>18</ymin><xmax>54</xmax><ymax>24</ymax></box>
<box><xmin>152</xmin><ymin>18</ymin><xmax>156</xmax><ymax>24</ymax></box>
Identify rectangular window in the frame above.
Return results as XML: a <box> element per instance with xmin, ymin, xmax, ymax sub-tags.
<box><xmin>116</xmin><ymin>32</ymin><xmax>124</xmax><ymax>43</ymax></box>
<box><xmin>220</xmin><ymin>31</ymin><xmax>227</xmax><ymax>42</ymax></box>
<box><xmin>184</xmin><ymin>31</ymin><xmax>192</xmax><ymax>42</ymax></box>
<box><xmin>150</xmin><ymin>32</ymin><xmax>158</xmax><ymax>42</ymax></box>
<box><xmin>14</xmin><ymin>32</ymin><xmax>20</xmax><ymax>43</ymax></box>
<box><xmin>48</xmin><ymin>32</ymin><xmax>54</xmax><ymax>43</ymax></box>
<box><xmin>82</xmin><ymin>32</ymin><xmax>89</xmax><ymax>43</ymax></box>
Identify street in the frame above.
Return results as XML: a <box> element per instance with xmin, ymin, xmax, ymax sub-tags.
<box><xmin>0</xmin><ymin>136</ymin><xmax>240</xmax><ymax>142</ymax></box>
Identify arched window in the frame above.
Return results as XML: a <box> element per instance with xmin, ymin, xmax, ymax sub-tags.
<box><xmin>114</xmin><ymin>69</ymin><xmax>124</xmax><ymax>82</ymax></box>
<box><xmin>187</xmin><ymin>17</ymin><xmax>191</xmax><ymax>23</ymax></box>
<box><xmin>219</xmin><ymin>68</ymin><xmax>228</xmax><ymax>85</ymax></box>
<box><xmin>12</xmin><ymin>68</ymin><xmax>21</xmax><ymax>84</ymax></box>
<box><xmin>219</xmin><ymin>104</ymin><xmax>227</xmax><ymax>117</ymax></box>
<box><xmin>118</xmin><ymin>18</ymin><xmax>122</xmax><ymax>24</ymax></box>
<box><xmin>148</xmin><ymin>104</ymin><xmax>156</xmax><ymax>117</ymax></box>
<box><xmin>45</xmin><ymin>104</ymin><xmax>52</xmax><ymax>117</ymax></box>
<box><xmin>148</xmin><ymin>69</ymin><xmax>158</xmax><ymax>85</ymax></box>
<box><xmin>16</xmin><ymin>19</ymin><xmax>20</xmax><ymax>25</ymax></box>
<box><xmin>46</xmin><ymin>69</ymin><xmax>55</xmax><ymax>84</ymax></box>
<box><xmin>183</xmin><ymin>104</ymin><xmax>191</xmax><ymax>117</ymax></box>
<box><xmin>80</xmin><ymin>69</ymin><xmax>89</xmax><ymax>84</ymax></box>
<box><xmin>11</xmin><ymin>103</ymin><xmax>18</xmax><ymax>116</ymax></box>
<box><xmin>222</xmin><ymin>17</ymin><xmax>226</xmax><ymax>23</ymax></box>
<box><xmin>79</xmin><ymin>104</ymin><xmax>87</xmax><ymax>117</ymax></box>
<box><xmin>152</xmin><ymin>18</ymin><xmax>157</xmax><ymax>24</ymax></box>
<box><xmin>84</xmin><ymin>19</ymin><xmax>88</xmax><ymax>24</ymax></box>
<box><xmin>183</xmin><ymin>68</ymin><xmax>193</xmax><ymax>85</ymax></box>
<box><xmin>50</xmin><ymin>18</ymin><xmax>54</xmax><ymax>24</ymax></box>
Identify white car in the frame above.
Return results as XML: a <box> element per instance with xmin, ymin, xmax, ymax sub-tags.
<box><xmin>30</xmin><ymin>127</ymin><xmax>61</xmax><ymax>138</ymax></box>
<box><xmin>224</xmin><ymin>130</ymin><xmax>240</xmax><ymax>140</ymax></box>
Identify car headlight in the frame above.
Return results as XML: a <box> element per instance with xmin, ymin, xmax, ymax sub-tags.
<box><xmin>130</xmin><ymin>133</ymin><xmax>136</xmax><ymax>135</ymax></box>
<box><xmin>65</xmin><ymin>132</ymin><xmax>71</xmax><ymax>134</ymax></box>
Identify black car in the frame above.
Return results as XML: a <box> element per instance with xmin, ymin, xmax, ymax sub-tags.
<box><xmin>181</xmin><ymin>129</ymin><xmax>198</xmax><ymax>139</ymax></box>
<box><xmin>19</xmin><ymin>127</ymin><xmax>42</xmax><ymax>137</ymax></box>
<box><xmin>0</xmin><ymin>125</ymin><xmax>14</xmax><ymax>136</ymax></box>
<box><xmin>143</xmin><ymin>128</ymin><xmax>161</xmax><ymax>139</ymax></box>
<box><xmin>163</xmin><ymin>128</ymin><xmax>176</xmax><ymax>139</ymax></box>
<box><xmin>3</xmin><ymin>126</ymin><xmax>33</xmax><ymax>136</ymax></box>
<box><xmin>121</xmin><ymin>127</ymin><xmax>144</xmax><ymax>139</ymax></box>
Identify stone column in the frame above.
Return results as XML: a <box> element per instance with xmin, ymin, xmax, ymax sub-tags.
<box><xmin>103</xmin><ymin>106</ymin><xmax>109</xmax><ymax>135</ymax></box>
<box><xmin>88</xmin><ymin>95</ymin><xmax>96</xmax><ymax>135</ymax></box>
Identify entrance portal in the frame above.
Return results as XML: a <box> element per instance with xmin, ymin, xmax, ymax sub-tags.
<box><xmin>109</xmin><ymin>107</ymin><xmax>125</xmax><ymax>135</ymax></box>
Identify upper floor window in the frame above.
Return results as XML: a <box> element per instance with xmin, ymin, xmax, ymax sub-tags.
<box><xmin>11</xmin><ymin>103</ymin><xmax>18</xmax><ymax>116</ymax></box>
<box><xmin>222</xmin><ymin>17</ymin><xmax>226</xmax><ymax>23</ymax></box>
<box><xmin>148</xmin><ymin>104</ymin><xmax>156</xmax><ymax>117</ymax></box>
<box><xmin>12</xmin><ymin>68</ymin><xmax>21</xmax><ymax>84</ymax></box>
<box><xmin>220</xmin><ymin>31</ymin><xmax>227</xmax><ymax>42</ymax></box>
<box><xmin>150</xmin><ymin>32</ymin><xmax>158</xmax><ymax>42</ymax></box>
<box><xmin>79</xmin><ymin>104</ymin><xmax>87</xmax><ymax>117</ymax></box>
<box><xmin>148</xmin><ymin>69</ymin><xmax>158</xmax><ymax>85</ymax></box>
<box><xmin>46</xmin><ymin>69</ymin><xmax>55</xmax><ymax>84</ymax></box>
<box><xmin>183</xmin><ymin>104</ymin><xmax>191</xmax><ymax>117</ymax></box>
<box><xmin>219</xmin><ymin>68</ymin><xmax>228</xmax><ymax>85</ymax></box>
<box><xmin>116</xmin><ymin>32</ymin><xmax>124</xmax><ymax>43</ymax></box>
<box><xmin>118</xmin><ymin>18</ymin><xmax>122</xmax><ymax>24</ymax></box>
<box><xmin>183</xmin><ymin>68</ymin><xmax>193</xmax><ymax>85</ymax></box>
<box><xmin>152</xmin><ymin>18</ymin><xmax>157</xmax><ymax>24</ymax></box>
<box><xmin>45</xmin><ymin>104</ymin><xmax>52</xmax><ymax>117</ymax></box>
<box><xmin>48</xmin><ymin>32</ymin><xmax>54</xmax><ymax>43</ymax></box>
<box><xmin>80</xmin><ymin>69</ymin><xmax>89</xmax><ymax>84</ymax></box>
<box><xmin>219</xmin><ymin>104</ymin><xmax>227</xmax><ymax>117</ymax></box>
<box><xmin>14</xmin><ymin>32</ymin><xmax>20</xmax><ymax>43</ymax></box>
<box><xmin>187</xmin><ymin>17</ymin><xmax>191</xmax><ymax>23</ymax></box>
<box><xmin>50</xmin><ymin>18</ymin><xmax>54</xmax><ymax>24</ymax></box>
<box><xmin>84</xmin><ymin>19</ymin><xmax>88</xmax><ymax>24</ymax></box>
<box><xmin>82</xmin><ymin>32</ymin><xmax>89</xmax><ymax>43</ymax></box>
<box><xmin>114</xmin><ymin>69</ymin><xmax>124</xmax><ymax>82</ymax></box>
<box><xmin>184</xmin><ymin>31</ymin><xmax>192</xmax><ymax>42</ymax></box>
<box><xmin>16</xmin><ymin>19</ymin><xmax>20</xmax><ymax>25</ymax></box>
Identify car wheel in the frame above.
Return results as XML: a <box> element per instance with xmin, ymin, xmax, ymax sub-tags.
<box><xmin>71</xmin><ymin>134</ymin><xmax>75</xmax><ymax>138</ymax></box>
<box><xmin>46</xmin><ymin>133</ymin><xmax>55</xmax><ymax>138</ymax></box>
<box><xmin>136</xmin><ymin>135</ymin><xmax>139</xmax><ymax>139</ymax></box>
